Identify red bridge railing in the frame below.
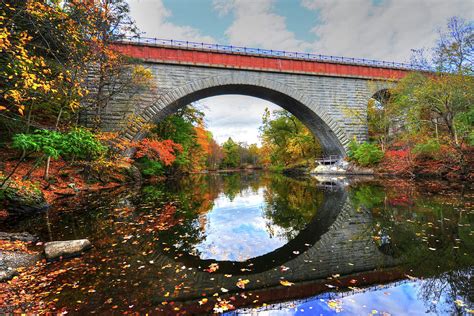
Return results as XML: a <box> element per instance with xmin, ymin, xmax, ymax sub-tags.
<box><xmin>118</xmin><ymin>36</ymin><xmax>430</xmax><ymax>71</ymax></box>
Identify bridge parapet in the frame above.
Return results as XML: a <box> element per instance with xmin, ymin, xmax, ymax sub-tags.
<box><xmin>112</xmin><ymin>39</ymin><xmax>418</xmax><ymax>81</ymax></box>
<box><xmin>117</xmin><ymin>37</ymin><xmax>428</xmax><ymax>72</ymax></box>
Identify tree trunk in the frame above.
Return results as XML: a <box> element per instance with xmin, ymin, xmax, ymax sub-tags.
<box><xmin>55</xmin><ymin>107</ymin><xmax>63</xmax><ymax>129</ymax></box>
<box><xmin>26</xmin><ymin>105</ymin><xmax>34</xmax><ymax>133</ymax></box>
<box><xmin>0</xmin><ymin>150</ymin><xmax>26</xmax><ymax>188</ymax></box>
<box><xmin>44</xmin><ymin>156</ymin><xmax>51</xmax><ymax>180</ymax></box>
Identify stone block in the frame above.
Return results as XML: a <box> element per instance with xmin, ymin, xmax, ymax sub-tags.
<box><xmin>44</xmin><ymin>239</ymin><xmax>92</xmax><ymax>260</ymax></box>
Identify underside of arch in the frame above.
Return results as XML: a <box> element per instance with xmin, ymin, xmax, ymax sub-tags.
<box><xmin>125</xmin><ymin>75</ymin><xmax>349</xmax><ymax>157</ymax></box>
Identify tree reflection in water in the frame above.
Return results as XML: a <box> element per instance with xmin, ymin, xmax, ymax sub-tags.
<box><xmin>349</xmin><ymin>180</ymin><xmax>473</xmax><ymax>315</ymax></box>
<box><xmin>144</xmin><ymin>171</ymin><xmax>324</xmax><ymax>261</ymax></box>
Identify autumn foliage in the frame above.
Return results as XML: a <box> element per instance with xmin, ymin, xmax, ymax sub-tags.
<box><xmin>134</xmin><ymin>138</ymin><xmax>183</xmax><ymax>166</ymax></box>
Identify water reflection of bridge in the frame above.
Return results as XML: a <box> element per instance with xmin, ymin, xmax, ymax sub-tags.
<box><xmin>232</xmin><ymin>278</ymin><xmax>410</xmax><ymax>315</ymax></box>
<box><xmin>146</xmin><ymin>187</ymin><xmax>399</xmax><ymax>312</ymax></box>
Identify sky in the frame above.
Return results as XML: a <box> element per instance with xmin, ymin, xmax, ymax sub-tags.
<box><xmin>126</xmin><ymin>0</ymin><xmax>474</xmax><ymax>145</ymax></box>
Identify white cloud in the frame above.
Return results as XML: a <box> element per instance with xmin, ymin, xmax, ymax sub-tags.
<box><xmin>212</xmin><ymin>0</ymin><xmax>473</xmax><ymax>62</ymax></box>
<box><xmin>212</xmin><ymin>0</ymin><xmax>314</xmax><ymax>51</ymax></box>
<box><xmin>127</xmin><ymin>0</ymin><xmax>216</xmax><ymax>42</ymax></box>
<box><xmin>302</xmin><ymin>0</ymin><xmax>474</xmax><ymax>62</ymax></box>
<box><xmin>196</xmin><ymin>95</ymin><xmax>281</xmax><ymax>145</ymax></box>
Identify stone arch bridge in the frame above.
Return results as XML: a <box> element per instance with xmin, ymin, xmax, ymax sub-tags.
<box><xmin>83</xmin><ymin>38</ymin><xmax>416</xmax><ymax>156</ymax></box>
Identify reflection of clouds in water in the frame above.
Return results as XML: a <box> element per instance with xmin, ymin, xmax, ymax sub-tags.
<box><xmin>195</xmin><ymin>187</ymin><xmax>290</xmax><ymax>261</ymax></box>
<box><xmin>242</xmin><ymin>281</ymin><xmax>441</xmax><ymax>315</ymax></box>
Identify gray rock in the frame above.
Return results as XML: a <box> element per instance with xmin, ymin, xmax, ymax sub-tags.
<box><xmin>5</xmin><ymin>188</ymin><xmax>49</xmax><ymax>217</ymax></box>
<box><xmin>0</xmin><ymin>269</ymin><xmax>18</xmax><ymax>281</ymax></box>
<box><xmin>44</xmin><ymin>239</ymin><xmax>92</xmax><ymax>260</ymax></box>
<box><xmin>0</xmin><ymin>232</ymin><xmax>38</xmax><ymax>242</ymax></box>
<box><xmin>0</xmin><ymin>251</ymin><xmax>41</xmax><ymax>281</ymax></box>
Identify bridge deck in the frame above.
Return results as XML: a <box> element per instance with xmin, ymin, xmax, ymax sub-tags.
<box><xmin>112</xmin><ymin>38</ymin><xmax>419</xmax><ymax>80</ymax></box>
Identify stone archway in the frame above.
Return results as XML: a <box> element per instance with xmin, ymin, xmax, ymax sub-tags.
<box><xmin>122</xmin><ymin>73</ymin><xmax>351</xmax><ymax>156</ymax></box>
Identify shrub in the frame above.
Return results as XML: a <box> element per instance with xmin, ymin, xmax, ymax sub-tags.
<box><xmin>61</xmin><ymin>128</ymin><xmax>107</xmax><ymax>160</ymax></box>
<box><xmin>348</xmin><ymin>140</ymin><xmax>384</xmax><ymax>166</ymax></box>
<box><xmin>12</xmin><ymin>130</ymin><xmax>63</xmax><ymax>159</ymax></box>
<box><xmin>268</xmin><ymin>165</ymin><xmax>285</xmax><ymax>173</ymax></box>
<box><xmin>12</xmin><ymin>128</ymin><xmax>106</xmax><ymax>161</ymax></box>
<box><xmin>136</xmin><ymin>157</ymin><xmax>165</xmax><ymax>177</ymax></box>
<box><xmin>412</xmin><ymin>139</ymin><xmax>441</xmax><ymax>159</ymax></box>
<box><xmin>11</xmin><ymin>128</ymin><xmax>108</xmax><ymax>179</ymax></box>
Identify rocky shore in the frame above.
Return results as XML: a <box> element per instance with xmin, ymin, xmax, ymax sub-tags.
<box><xmin>0</xmin><ymin>232</ymin><xmax>92</xmax><ymax>282</ymax></box>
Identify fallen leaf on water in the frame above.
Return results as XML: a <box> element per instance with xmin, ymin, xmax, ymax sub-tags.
<box><xmin>327</xmin><ymin>300</ymin><xmax>343</xmax><ymax>312</ymax></box>
<box><xmin>198</xmin><ymin>298</ymin><xmax>208</xmax><ymax>305</ymax></box>
<box><xmin>405</xmin><ymin>274</ymin><xmax>417</xmax><ymax>280</ymax></box>
<box><xmin>205</xmin><ymin>263</ymin><xmax>219</xmax><ymax>273</ymax></box>
<box><xmin>213</xmin><ymin>299</ymin><xmax>234</xmax><ymax>313</ymax></box>
<box><xmin>221</xmin><ymin>287</ymin><xmax>229</xmax><ymax>293</ymax></box>
<box><xmin>236</xmin><ymin>279</ymin><xmax>250</xmax><ymax>289</ymax></box>
<box><xmin>455</xmin><ymin>300</ymin><xmax>465</xmax><ymax>307</ymax></box>
<box><xmin>280</xmin><ymin>280</ymin><xmax>294</xmax><ymax>287</ymax></box>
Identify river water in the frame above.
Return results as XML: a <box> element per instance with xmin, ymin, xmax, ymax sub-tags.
<box><xmin>4</xmin><ymin>171</ymin><xmax>473</xmax><ymax>314</ymax></box>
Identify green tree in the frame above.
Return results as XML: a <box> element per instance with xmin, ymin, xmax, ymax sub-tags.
<box><xmin>382</xmin><ymin>17</ymin><xmax>474</xmax><ymax>175</ymax></box>
<box><xmin>221</xmin><ymin>137</ymin><xmax>240</xmax><ymax>168</ymax></box>
<box><xmin>259</xmin><ymin>108</ymin><xmax>321</xmax><ymax>167</ymax></box>
<box><xmin>248</xmin><ymin>143</ymin><xmax>260</xmax><ymax>166</ymax></box>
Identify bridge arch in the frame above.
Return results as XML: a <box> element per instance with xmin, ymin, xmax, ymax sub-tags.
<box><xmin>124</xmin><ymin>73</ymin><xmax>350</xmax><ymax>156</ymax></box>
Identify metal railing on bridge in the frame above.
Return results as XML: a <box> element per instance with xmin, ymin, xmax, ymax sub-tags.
<box><xmin>315</xmin><ymin>155</ymin><xmax>341</xmax><ymax>165</ymax></box>
<box><xmin>117</xmin><ymin>36</ymin><xmax>431</xmax><ymax>71</ymax></box>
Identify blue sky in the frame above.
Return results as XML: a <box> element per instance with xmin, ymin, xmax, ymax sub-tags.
<box><xmin>159</xmin><ymin>0</ymin><xmax>320</xmax><ymax>44</ymax></box>
<box><xmin>126</xmin><ymin>0</ymin><xmax>474</xmax><ymax>144</ymax></box>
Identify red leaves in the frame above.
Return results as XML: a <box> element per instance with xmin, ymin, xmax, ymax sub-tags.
<box><xmin>385</xmin><ymin>149</ymin><xmax>410</xmax><ymax>159</ymax></box>
<box><xmin>134</xmin><ymin>138</ymin><xmax>183</xmax><ymax>166</ymax></box>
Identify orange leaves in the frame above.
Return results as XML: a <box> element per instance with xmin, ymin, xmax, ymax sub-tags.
<box><xmin>213</xmin><ymin>299</ymin><xmax>235</xmax><ymax>313</ymax></box>
<box><xmin>194</xmin><ymin>125</ymin><xmax>211</xmax><ymax>154</ymax></box>
<box><xmin>134</xmin><ymin>138</ymin><xmax>183</xmax><ymax>166</ymax></box>
<box><xmin>0</xmin><ymin>240</ymin><xmax>30</xmax><ymax>252</ymax></box>
<box><xmin>236</xmin><ymin>279</ymin><xmax>250</xmax><ymax>289</ymax></box>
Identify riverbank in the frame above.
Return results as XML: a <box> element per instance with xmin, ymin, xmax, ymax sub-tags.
<box><xmin>0</xmin><ymin>150</ymin><xmax>141</xmax><ymax>220</ymax></box>
<box><xmin>2</xmin><ymin>147</ymin><xmax>472</xmax><ymax>221</ymax></box>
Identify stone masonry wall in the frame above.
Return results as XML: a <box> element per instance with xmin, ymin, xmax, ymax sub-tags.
<box><xmin>82</xmin><ymin>62</ymin><xmax>392</xmax><ymax>155</ymax></box>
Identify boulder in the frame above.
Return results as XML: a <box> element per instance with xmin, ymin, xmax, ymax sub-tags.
<box><xmin>0</xmin><ymin>251</ymin><xmax>41</xmax><ymax>281</ymax></box>
<box><xmin>0</xmin><ymin>232</ymin><xmax>38</xmax><ymax>242</ymax></box>
<box><xmin>5</xmin><ymin>188</ymin><xmax>49</xmax><ymax>217</ymax></box>
<box><xmin>44</xmin><ymin>239</ymin><xmax>92</xmax><ymax>260</ymax></box>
